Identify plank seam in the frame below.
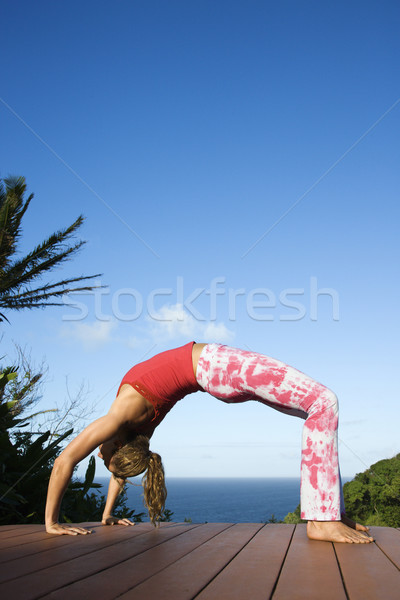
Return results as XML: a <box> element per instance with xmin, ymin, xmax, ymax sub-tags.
<box><xmin>332</xmin><ymin>543</ymin><xmax>350</xmax><ymax>600</ymax></box>
<box><xmin>373</xmin><ymin>541</ymin><xmax>400</xmax><ymax>572</ymax></box>
<box><xmin>269</xmin><ymin>523</ymin><xmax>296</xmax><ymax>599</ymax></box>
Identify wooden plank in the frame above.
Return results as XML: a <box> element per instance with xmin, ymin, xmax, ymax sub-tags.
<box><xmin>370</xmin><ymin>526</ymin><xmax>400</xmax><ymax>569</ymax></box>
<box><xmin>195</xmin><ymin>524</ymin><xmax>294</xmax><ymax>600</ymax></box>
<box><xmin>335</xmin><ymin>529</ymin><xmax>400</xmax><ymax>600</ymax></box>
<box><xmin>0</xmin><ymin>525</ymin><xmax>101</xmax><ymax>563</ymax></box>
<box><xmin>0</xmin><ymin>522</ymin><xmax>201</xmax><ymax>599</ymax></box>
<box><xmin>0</xmin><ymin>524</ymin><xmax>39</xmax><ymax>537</ymax></box>
<box><xmin>0</xmin><ymin>524</ymin><xmax>44</xmax><ymax>540</ymax></box>
<box><xmin>273</xmin><ymin>524</ymin><xmax>347</xmax><ymax>600</ymax></box>
<box><xmin>0</xmin><ymin>522</ymin><xmax>102</xmax><ymax>549</ymax></box>
<box><xmin>44</xmin><ymin>523</ymin><xmax>234</xmax><ymax>600</ymax></box>
<box><xmin>0</xmin><ymin>528</ymin><xmax>68</xmax><ymax>549</ymax></box>
<box><xmin>116</xmin><ymin>523</ymin><xmax>265</xmax><ymax>600</ymax></box>
<box><xmin>0</xmin><ymin>522</ymin><xmax>160</xmax><ymax>583</ymax></box>
<box><xmin>0</xmin><ymin>525</ymin><xmax>23</xmax><ymax>532</ymax></box>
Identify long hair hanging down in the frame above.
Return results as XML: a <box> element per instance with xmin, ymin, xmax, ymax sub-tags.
<box><xmin>112</xmin><ymin>434</ymin><xmax>167</xmax><ymax>525</ymax></box>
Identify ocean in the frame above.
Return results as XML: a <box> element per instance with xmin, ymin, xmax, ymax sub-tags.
<box><xmin>94</xmin><ymin>477</ymin><xmax>304</xmax><ymax>523</ymax></box>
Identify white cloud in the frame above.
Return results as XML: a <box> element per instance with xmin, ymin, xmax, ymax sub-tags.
<box><xmin>147</xmin><ymin>303</ymin><xmax>235</xmax><ymax>343</ymax></box>
<box><xmin>203</xmin><ymin>321</ymin><xmax>235</xmax><ymax>342</ymax></box>
<box><xmin>60</xmin><ymin>320</ymin><xmax>116</xmax><ymax>350</ymax></box>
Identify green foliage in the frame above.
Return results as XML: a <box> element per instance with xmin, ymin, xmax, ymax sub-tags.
<box><xmin>158</xmin><ymin>508</ymin><xmax>174</xmax><ymax>522</ymax></box>
<box><xmin>0</xmin><ymin>369</ymin><xmax>140</xmax><ymax>524</ymax></box>
<box><xmin>0</xmin><ymin>175</ymin><xmax>101</xmax><ymax>322</ymax></box>
<box><xmin>262</xmin><ymin>513</ymin><xmax>283</xmax><ymax>523</ymax></box>
<box><xmin>343</xmin><ymin>454</ymin><xmax>400</xmax><ymax>527</ymax></box>
<box><xmin>283</xmin><ymin>504</ymin><xmax>305</xmax><ymax>524</ymax></box>
<box><xmin>283</xmin><ymin>504</ymin><xmax>307</xmax><ymax>524</ymax></box>
<box><xmin>1</xmin><ymin>348</ymin><xmax>45</xmax><ymax>418</ymax></box>
<box><xmin>0</xmin><ymin>369</ymin><xmax>74</xmax><ymax>523</ymax></box>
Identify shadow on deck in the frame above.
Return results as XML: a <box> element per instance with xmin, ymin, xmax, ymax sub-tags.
<box><xmin>0</xmin><ymin>522</ymin><xmax>399</xmax><ymax>599</ymax></box>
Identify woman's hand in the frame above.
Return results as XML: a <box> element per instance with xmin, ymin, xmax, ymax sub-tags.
<box><xmin>102</xmin><ymin>515</ymin><xmax>135</xmax><ymax>527</ymax></box>
<box><xmin>46</xmin><ymin>522</ymin><xmax>93</xmax><ymax>536</ymax></box>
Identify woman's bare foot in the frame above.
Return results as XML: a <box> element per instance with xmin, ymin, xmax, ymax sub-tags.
<box><xmin>307</xmin><ymin>520</ymin><xmax>374</xmax><ymax>543</ymax></box>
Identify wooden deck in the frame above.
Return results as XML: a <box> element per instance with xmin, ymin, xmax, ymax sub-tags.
<box><xmin>0</xmin><ymin>523</ymin><xmax>399</xmax><ymax>599</ymax></box>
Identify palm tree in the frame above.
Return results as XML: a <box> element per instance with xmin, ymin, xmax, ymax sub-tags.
<box><xmin>0</xmin><ymin>175</ymin><xmax>101</xmax><ymax>322</ymax></box>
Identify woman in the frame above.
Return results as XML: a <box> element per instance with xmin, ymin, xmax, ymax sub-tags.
<box><xmin>45</xmin><ymin>342</ymin><xmax>373</xmax><ymax>543</ymax></box>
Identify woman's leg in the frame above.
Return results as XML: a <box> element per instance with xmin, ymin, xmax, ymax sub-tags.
<box><xmin>300</xmin><ymin>388</ymin><xmax>345</xmax><ymax>520</ymax></box>
<box><xmin>197</xmin><ymin>343</ymin><xmax>344</xmax><ymax>520</ymax></box>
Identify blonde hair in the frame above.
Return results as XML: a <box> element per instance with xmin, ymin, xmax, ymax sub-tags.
<box><xmin>112</xmin><ymin>434</ymin><xmax>167</xmax><ymax>525</ymax></box>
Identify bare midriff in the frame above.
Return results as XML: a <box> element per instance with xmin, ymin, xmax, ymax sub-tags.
<box><xmin>192</xmin><ymin>343</ymin><xmax>207</xmax><ymax>378</ymax></box>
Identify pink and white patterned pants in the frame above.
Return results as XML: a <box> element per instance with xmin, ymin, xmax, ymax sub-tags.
<box><xmin>196</xmin><ymin>344</ymin><xmax>345</xmax><ymax>521</ymax></box>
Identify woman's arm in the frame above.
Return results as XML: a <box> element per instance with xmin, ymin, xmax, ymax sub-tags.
<box><xmin>45</xmin><ymin>414</ymin><xmax>121</xmax><ymax>535</ymax></box>
<box><xmin>101</xmin><ymin>475</ymin><xmax>134</xmax><ymax>527</ymax></box>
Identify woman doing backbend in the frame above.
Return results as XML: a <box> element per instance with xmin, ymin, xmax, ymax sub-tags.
<box><xmin>45</xmin><ymin>342</ymin><xmax>373</xmax><ymax>543</ymax></box>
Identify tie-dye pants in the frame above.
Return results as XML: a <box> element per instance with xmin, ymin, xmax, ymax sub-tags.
<box><xmin>196</xmin><ymin>343</ymin><xmax>345</xmax><ymax>521</ymax></box>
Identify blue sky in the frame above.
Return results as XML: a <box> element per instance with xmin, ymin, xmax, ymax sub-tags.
<box><xmin>1</xmin><ymin>0</ymin><xmax>399</xmax><ymax>480</ymax></box>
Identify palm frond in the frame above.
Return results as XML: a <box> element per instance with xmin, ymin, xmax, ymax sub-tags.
<box><xmin>0</xmin><ymin>238</ymin><xmax>86</xmax><ymax>294</ymax></box>
<box><xmin>0</xmin><ymin>177</ymin><xmax>33</xmax><ymax>270</ymax></box>
<box><xmin>0</xmin><ymin>277</ymin><xmax>102</xmax><ymax>313</ymax></box>
<box><xmin>1</xmin><ymin>273</ymin><xmax>101</xmax><ymax>299</ymax></box>
<box><xmin>0</xmin><ymin>176</ymin><xmax>103</xmax><ymax>322</ymax></box>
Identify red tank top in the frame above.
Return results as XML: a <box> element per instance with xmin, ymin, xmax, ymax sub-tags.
<box><xmin>118</xmin><ymin>341</ymin><xmax>203</xmax><ymax>429</ymax></box>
